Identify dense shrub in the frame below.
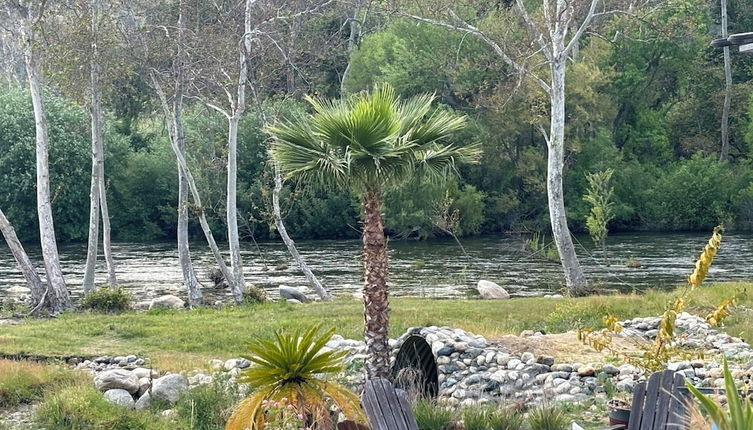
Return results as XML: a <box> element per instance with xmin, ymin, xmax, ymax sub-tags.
<box><xmin>80</xmin><ymin>287</ymin><xmax>131</xmax><ymax>313</ymax></box>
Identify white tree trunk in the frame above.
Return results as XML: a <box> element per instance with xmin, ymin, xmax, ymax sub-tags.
<box><xmin>20</xmin><ymin>14</ymin><xmax>70</xmax><ymax>314</ymax></box>
<box><xmin>173</xmin><ymin>5</ymin><xmax>202</xmax><ymax>308</ymax></box>
<box><xmin>151</xmin><ymin>74</ymin><xmax>236</xmax><ymax>300</ymax></box>
<box><xmin>0</xmin><ymin>208</ymin><xmax>46</xmax><ymax>308</ymax></box>
<box><xmin>548</xmin><ymin>56</ymin><xmax>588</xmax><ymax>294</ymax></box>
<box><xmin>273</xmin><ymin>169</ymin><xmax>331</xmax><ymax>300</ymax></box>
<box><xmin>719</xmin><ymin>0</ymin><xmax>731</xmax><ymax>163</ymax></box>
<box><xmin>99</xmin><ymin>167</ymin><xmax>116</xmax><ymax>285</ymax></box>
<box><xmin>226</xmin><ymin>114</ymin><xmax>246</xmax><ymax>303</ymax></box>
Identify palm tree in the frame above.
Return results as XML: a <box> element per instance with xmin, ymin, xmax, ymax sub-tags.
<box><xmin>269</xmin><ymin>84</ymin><xmax>479</xmax><ymax>378</ymax></box>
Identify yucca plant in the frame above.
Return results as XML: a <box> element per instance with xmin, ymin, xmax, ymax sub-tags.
<box><xmin>686</xmin><ymin>358</ymin><xmax>753</xmax><ymax>430</ymax></box>
<box><xmin>225</xmin><ymin>325</ymin><xmax>365</xmax><ymax>430</ymax></box>
<box><xmin>269</xmin><ymin>83</ymin><xmax>479</xmax><ymax>378</ymax></box>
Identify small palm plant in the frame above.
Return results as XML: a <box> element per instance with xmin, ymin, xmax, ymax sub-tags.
<box><xmin>270</xmin><ymin>83</ymin><xmax>479</xmax><ymax>377</ymax></box>
<box><xmin>225</xmin><ymin>325</ymin><xmax>364</xmax><ymax>430</ymax></box>
<box><xmin>686</xmin><ymin>357</ymin><xmax>753</xmax><ymax>430</ymax></box>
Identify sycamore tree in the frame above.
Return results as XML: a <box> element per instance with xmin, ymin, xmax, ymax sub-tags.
<box><xmin>269</xmin><ymin>84</ymin><xmax>479</xmax><ymax>378</ymax></box>
<box><xmin>402</xmin><ymin>0</ymin><xmax>656</xmax><ymax>295</ymax></box>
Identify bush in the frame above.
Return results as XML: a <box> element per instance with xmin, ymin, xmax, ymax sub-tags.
<box><xmin>462</xmin><ymin>406</ymin><xmax>489</xmax><ymax>430</ymax></box>
<box><xmin>527</xmin><ymin>405</ymin><xmax>568</xmax><ymax>430</ymax></box>
<box><xmin>80</xmin><ymin>287</ymin><xmax>131</xmax><ymax>313</ymax></box>
<box><xmin>0</xmin><ymin>360</ymin><xmax>82</xmax><ymax>408</ymax></box>
<box><xmin>242</xmin><ymin>285</ymin><xmax>267</xmax><ymax>304</ymax></box>
<box><xmin>413</xmin><ymin>399</ymin><xmax>455</xmax><ymax>430</ymax></box>
<box><xmin>35</xmin><ymin>383</ymin><xmax>175</xmax><ymax>430</ymax></box>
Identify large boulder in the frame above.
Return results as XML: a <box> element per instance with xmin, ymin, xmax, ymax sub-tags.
<box><xmin>476</xmin><ymin>280</ymin><xmax>510</xmax><ymax>300</ymax></box>
<box><xmin>279</xmin><ymin>285</ymin><xmax>310</xmax><ymax>303</ymax></box>
<box><xmin>103</xmin><ymin>389</ymin><xmax>136</xmax><ymax>409</ymax></box>
<box><xmin>151</xmin><ymin>374</ymin><xmax>189</xmax><ymax>404</ymax></box>
<box><xmin>94</xmin><ymin>369</ymin><xmax>140</xmax><ymax>394</ymax></box>
<box><xmin>149</xmin><ymin>295</ymin><xmax>185</xmax><ymax>310</ymax></box>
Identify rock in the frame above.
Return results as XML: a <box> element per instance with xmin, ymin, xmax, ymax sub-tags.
<box><xmin>577</xmin><ymin>365</ymin><xmax>595</xmax><ymax>377</ymax></box>
<box><xmin>103</xmin><ymin>389</ymin><xmax>135</xmax><ymax>409</ymax></box>
<box><xmin>132</xmin><ymin>368</ymin><xmax>156</xmax><ymax>380</ymax></box>
<box><xmin>94</xmin><ymin>369</ymin><xmax>140</xmax><ymax>394</ymax></box>
<box><xmin>537</xmin><ymin>356</ymin><xmax>555</xmax><ymax>366</ymax></box>
<box><xmin>135</xmin><ymin>392</ymin><xmax>151</xmax><ymax>410</ymax></box>
<box><xmin>476</xmin><ymin>280</ymin><xmax>510</xmax><ymax>300</ymax></box>
<box><xmin>224</xmin><ymin>359</ymin><xmax>239</xmax><ymax>371</ymax></box>
<box><xmin>151</xmin><ymin>374</ymin><xmax>189</xmax><ymax>404</ymax></box>
<box><xmin>137</xmin><ymin>377</ymin><xmax>151</xmax><ymax>397</ymax></box>
<box><xmin>133</xmin><ymin>301</ymin><xmax>152</xmax><ymax>310</ymax></box>
<box><xmin>286</xmin><ymin>299</ymin><xmax>302</xmax><ymax>305</ymax></box>
<box><xmin>7</xmin><ymin>286</ymin><xmax>30</xmax><ymax>294</ymax></box>
<box><xmin>279</xmin><ymin>286</ymin><xmax>310</xmax><ymax>303</ymax></box>
<box><xmin>602</xmin><ymin>364</ymin><xmax>620</xmax><ymax>375</ymax></box>
<box><xmin>149</xmin><ymin>295</ymin><xmax>185</xmax><ymax>310</ymax></box>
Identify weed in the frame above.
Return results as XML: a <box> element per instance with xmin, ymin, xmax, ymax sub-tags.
<box><xmin>80</xmin><ymin>286</ymin><xmax>131</xmax><ymax>313</ymax></box>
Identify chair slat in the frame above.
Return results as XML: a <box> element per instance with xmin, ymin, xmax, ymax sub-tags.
<box><xmin>627</xmin><ymin>381</ymin><xmax>647</xmax><ymax>430</ymax></box>
<box><xmin>639</xmin><ymin>372</ymin><xmax>662</xmax><ymax>430</ymax></box>
<box><xmin>362</xmin><ymin>377</ymin><xmax>417</xmax><ymax>430</ymax></box>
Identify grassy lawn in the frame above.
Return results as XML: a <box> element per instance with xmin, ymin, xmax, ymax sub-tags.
<box><xmin>0</xmin><ymin>282</ymin><xmax>750</xmax><ymax>371</ymax></box>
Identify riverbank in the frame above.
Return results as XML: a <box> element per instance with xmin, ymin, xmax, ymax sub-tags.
<box><xmin>0</xmin><ymin>282</ymin><xmax>750</xmax><ymax>370</ymax></box>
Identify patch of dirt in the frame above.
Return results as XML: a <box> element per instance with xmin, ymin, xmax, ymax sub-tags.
<box><xmin>0</xmin><ymin>403</ymin><xmax>38</xmax><ymax>429</ymax></box>
<box><xmin>491</xmin><ymin>331</ymin><xmax>647</xmax><ymax>364</ymax></box>
<box><xmin>0</xmin><ymin>319</ymin><xmax>20</xmax><ymax>326</ymax></box>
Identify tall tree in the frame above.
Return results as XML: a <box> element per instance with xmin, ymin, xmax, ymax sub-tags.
<box><xmin>270</xmin><ymin>84</ymin><xmax>478</xmax><ymax>378</ymax></box>
<box><xmin>10</xmin><ymin>0</ymin><xmax>71</xmax><ymax>314</ymax></box>
<box><xmin>406</xmin><ymin>0</ymin><xmax>651</xmax><ymax>294</ymax></box>
<box><xmin>83</xmin><ymin>0</ymin><xmax>117</xmax><ymax>293</ymax></box>
<box><xmin>719</xmin><ymin>0</ymin><xmax>732</xmax><ymax>163</ymax></box>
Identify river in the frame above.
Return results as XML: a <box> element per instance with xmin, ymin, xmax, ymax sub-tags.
<box><xmin>1</xmin><ymin>232</ymin><xmax>752</xmax><ymax>302</ymax></box>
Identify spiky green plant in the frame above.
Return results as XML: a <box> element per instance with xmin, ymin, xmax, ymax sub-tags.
<box><xmin>489</xmin><ymin>408</ymin><xmax>525</xmax><ymax>430</ymax></box>
<box><xmin>527</xmin><ymin>405</ymin><xmax>568</xmax><ymax>430</ymax></box>
<box><xmin>686</xmin><ymin>357</ymin><xmax>753</xmax><ymax>430</ymax></box>
<box><xmin>462</xmin><ymin>406</ymin><xmax>490</xmax><ymax>430</ymax></box>
<box><xmin>225</xmin><ymin>325</ymin><xmax>364</xmax><ymax>430</ymax></box>
<box><xmin>413</xmin><ymin>399</ymin><xmax>455</xmax><ymax>430</ymax></box>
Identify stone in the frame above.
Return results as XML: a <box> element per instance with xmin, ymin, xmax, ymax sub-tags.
<box><xmin>577</xmin><ymin>365</ymin><xmax>595</xmax><ymax>377</ymax></box>
<box><xmin>103</xmin><ymin>389</ymin><xmax>135</xmax><ymax>409</ymax></box>
<box><xmin>602</xmin><ymin>364</ymin><xmax>620</xmax><ymax>375</ymax></box>
<box><xmin>476</xmin><ymin>280</ymin><xmax>510</xmax><ymax>299</ymax></box>
<box><xmin>137</xmin><ymin>377</ymin><xmax>151</xmax><ymax>397</ymax></box>
<box><xmin>7</xmin><ymin>286</ymin><xmax>31</xmax><ymax>294</ymax></box>
<box><xmin>132</xmin><ymin>368</ymin><xmax>156</xmax><ymax>380</ymax></box>
<box><xmin>224</xmin><ymin>359</ymin><xmax>239</xmax><ymax>371</ymax></box>
<box><xmin>135</xmin><ymin>392</ymin><xmax>151</xmax><ymax>410</ymax></box>
<box><xmin>94</xmin><ymin>369</ymin><xmax>140</xmax><ymax>394</ymax></box>
<box><xmin>151</xmin><ymin>374</ymin><xmax>189</xmax><ymax>404</ymax></box>
<box><xmin>286</xmin><ymin>299</ymin><xmax>302</xmax><ymax>305</ymax></box>
<box><xmin>537</xmin><ymin>356</ymin><xmax>555</xmax><ymax>366</ymax></box>
<box><xmin>149</xmin><ymin>295</ymin><xmax>185</xmax><ymax>310</ymax></box>
<box><xmin>279</xmin><ymin>286</ymin><xmax>310</xmax><ymax>303</ymax></box>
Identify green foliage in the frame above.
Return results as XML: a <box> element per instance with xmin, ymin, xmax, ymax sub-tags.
<box><xmin>35</xmin><ymin>383</ymin><xmax>175</xmax><ymax>430</ymax></box>
<box><xmin>686</xmin><ymin>358</ymin><xmax>753</xmax><ymax>430</ymax></box>
<box><xmin>80</xmin><ymin>287</ymin><xmax>132</xmax><ymax>313</ymax></box>
<box><xmin>583</xmin><ymin>169</ymin><xmax>616</xmax><ymax>262</ymax></box>
<box><xmin>413</xmin><ymin>399</ymin><xmax>455</xmax><ymax>430</ymax></box>
<box><xmin>462</xmin><ymin>406</ymin><xmax>489</xmax><ymax>430</ymax></box>
<box><xmin>226</xmin><ymin>325</ymin><xmax>364</xmax><ymax>429</ymax></box>
<box><xmin>526</xmin><ymin>405</ymin><xmax>568</xmax><ymax>430</ymax></box>
<box><xmin>489</xmin><ymin>408</ymin><xmax>525</xmax><ymax>430</ymax></box>
<box><xmin>173</xmin><ymin>376</ymin><xmax>238</xmax><ymax>430</ymax></box>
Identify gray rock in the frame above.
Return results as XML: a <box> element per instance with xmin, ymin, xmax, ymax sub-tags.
<box><xmin>132</xmin><ymin>368</ymin><xmax>156</xmax><ymax>380</ymax></box>
<box><xmin>135</xmin><ymin>392</ymin><xmax>151</xmax><ymax>410</ymax></box>
<box><xmin>94</xmin><ymin>369</ymin><xmax>140</xmax><ymax>394</ymax></box>
<box><xmin>279</xmin><ymin>286</ymin><xmax>310</xmax><ymax>303</ymax></box>
<box><xmin>137</xmin><ymin>377</ymin><xmax>151</xmax><ymax>397</ymax></box>
<box><xmin>151</xmin><ymin>374</ymin><xmax>189</xmax><ymax>404</ymax></box>
<box><xmin>476</xmin><ymin>280</ymin><xmax>510</xmax><ymax>299</ymax></box>
<box><xmin>103</xmin><ymin>389</ymin><xmax>135</xmax><ymax>409</ymax></box>
<box><xmin>149</xmin><ymin>295</ymin><xmax>185</xmax><ymax>310</ymax></box>
<box><xmin>286</xmin><ymin>299</ymin><xmax>302</xmax><ymax>305</ymax></box>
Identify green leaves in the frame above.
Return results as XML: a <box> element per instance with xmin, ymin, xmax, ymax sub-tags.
<box><xmin>226</xmin><ymin>325</ymin><xmax>364</xmax><ymax>430</ymax></box>
<box><xmin>269</xmin><ymin>83</ymin><xmax>479</xmax><ymax>194</ymax></box>
<box><xmin>686</xmin><ymin>358</ymin><xmax>753</xmax><ymax>430</ymax></box>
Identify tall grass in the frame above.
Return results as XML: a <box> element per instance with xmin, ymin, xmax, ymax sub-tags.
<box><xmin>413</xmin><ymin>399</ymin><xmax>455</xmax><ymax>430</ymax></box>
<box><xmin>0</xmin><ymin>360</ymin><xmax>82</xmax><ymax>407</ymax></box>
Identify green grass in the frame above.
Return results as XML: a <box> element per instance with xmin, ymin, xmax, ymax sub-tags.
<box><xmin>0</xmin><ymin>360</ymin><xmax>84</xmax><ymax>407</ymax></box>
<box><xmin>0</xmin><ymin>283</ymin><xmax>750</xmax><ymax>371</ymax></box>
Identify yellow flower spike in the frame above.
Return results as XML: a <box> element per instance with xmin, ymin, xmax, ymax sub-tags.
<box><xmin>688</xmin><ymin>226</ymin><xmax>723</xmax><ymax>288</ymax></box>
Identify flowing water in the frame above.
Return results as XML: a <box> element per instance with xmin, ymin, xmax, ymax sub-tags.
<box><xmin>1</xmin><ymin>232</ymin><xmax>752</xmax><ymax>302</ymax></box>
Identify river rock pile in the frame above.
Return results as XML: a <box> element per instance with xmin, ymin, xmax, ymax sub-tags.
<box><xmin>81</xmin><ymin>311</ymin><xmax>753</xmax><ymax>410</ymax></box>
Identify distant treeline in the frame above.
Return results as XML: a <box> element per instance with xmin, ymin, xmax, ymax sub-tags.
<box><xmin>2</xmin><ymin>0</ymin><xmax>753</xmax><ymax>243</ymax></box>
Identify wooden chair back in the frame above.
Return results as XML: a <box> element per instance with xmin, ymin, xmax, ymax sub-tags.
<box><xmin>361</xmin><ymin>377</ymin><xmax>419</xmax><ymax>430</ymax></box>
<box><xmin>626</xmin><ymin>369</ymin><xmax>690</xmax><ymax>430</ymax></box>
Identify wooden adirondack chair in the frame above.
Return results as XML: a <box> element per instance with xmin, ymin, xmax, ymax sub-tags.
<box><xmin>361</xmin><ymin>377</ymin><xmax>419</xmax><ymax>430</ymax></box>
<box><xmin>603</xmin><ymin>369</ymin><xmax>691</xmax><ymax>430</ymax></box>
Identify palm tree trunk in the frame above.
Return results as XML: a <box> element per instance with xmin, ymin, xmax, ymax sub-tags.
<box><xmin>362</xmin><ymin>190</ymin><xmax>391</xmax><ymax>378</ymax></box>
<box><xmin>0</xmin><ymin>208</ymin><xmax>45</xmax><ymax>308</ymax></box>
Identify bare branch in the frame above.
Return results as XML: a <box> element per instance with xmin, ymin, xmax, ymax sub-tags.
<box><xmin>564</xmin><ymin>0</ymin><xmax>599</xmax><ymax>55</ymax></box>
